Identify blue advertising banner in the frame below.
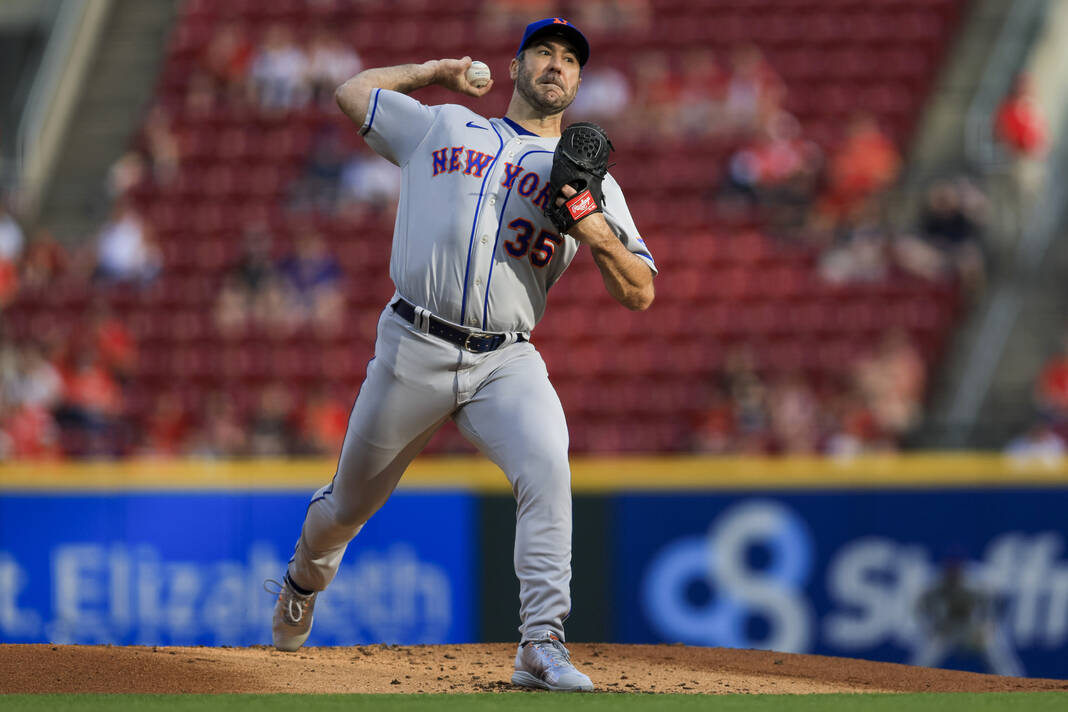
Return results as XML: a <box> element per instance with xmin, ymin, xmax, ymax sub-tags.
<box><xmin>0</xmin><ymin>492</ymin><xmax>475</xmax><ymax>646</ymax></box>
<box><xmin>615</xmin><ymin>489</ymin><xmax>1068</xmax><ymax>679</ymax></box>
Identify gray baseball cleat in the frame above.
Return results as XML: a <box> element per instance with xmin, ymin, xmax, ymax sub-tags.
<box><xmin>511</xmin><ymin>632</ymin><xmax>594</xmax><ymax>691</ymax></box>
<box><xmin>265</xmin><ymin>574</ymin><xmax>317</xmax><ymax>652</ymax></box>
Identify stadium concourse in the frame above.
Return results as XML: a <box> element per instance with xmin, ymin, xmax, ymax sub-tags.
<box><xmin>0</xmin><ymin>0</ymin><xmax>971</xmax><ymax>459</ymax></box>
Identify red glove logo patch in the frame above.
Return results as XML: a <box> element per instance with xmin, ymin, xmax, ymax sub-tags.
<box><xmin>566</xmin><ymin>190</ymin><xmax>598</xmax><ymax>220</ymax></box>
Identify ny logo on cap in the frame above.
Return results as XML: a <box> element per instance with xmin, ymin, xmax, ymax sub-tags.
<box><xmin>553</xmin><ymin>17</ymin><xmax>568</xmax><ymax>25</ymax></box>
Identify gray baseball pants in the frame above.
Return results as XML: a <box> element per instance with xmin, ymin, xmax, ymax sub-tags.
<box><xmin>287</xmin><ymin>304</ymin><xmax>573</xmax><ymax>641</ymax></box>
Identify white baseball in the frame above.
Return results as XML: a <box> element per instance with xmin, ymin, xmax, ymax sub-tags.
<box><xmin>466</xmin><ymin>60</ymin><xmax>491</xmax><ymax>88</ymax></box>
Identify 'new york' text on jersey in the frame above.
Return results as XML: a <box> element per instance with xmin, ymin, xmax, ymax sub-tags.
<box><xmin>361</xmin><ymin>88</ymin><xmax>656</xmax><ymax>334</ymax></box>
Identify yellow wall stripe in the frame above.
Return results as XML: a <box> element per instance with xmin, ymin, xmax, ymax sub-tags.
<box><xmin>0</xmin><ymin>454</ymin><xmax>1066</xmax><ymax>493</ymax></box>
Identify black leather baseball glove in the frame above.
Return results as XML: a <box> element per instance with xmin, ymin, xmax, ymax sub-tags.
<box><xmin>543</xmin><ymin>121</ymin><xmax>614</xmax><ymax>233</ymax></box>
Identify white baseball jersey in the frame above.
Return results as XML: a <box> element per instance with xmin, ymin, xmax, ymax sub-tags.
<box><xmin>360</xmin><ymin>88</ymin><xmax>657</xmax><ymax>334</ymax></box>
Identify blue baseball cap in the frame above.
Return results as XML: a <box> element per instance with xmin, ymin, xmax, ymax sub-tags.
<box><xmin>517</xmin><ymin>17</ymin><xmax>590</xmax><ymax>67</ymax></box>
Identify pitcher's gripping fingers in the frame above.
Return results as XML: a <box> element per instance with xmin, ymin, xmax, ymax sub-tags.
<box><xmin>433</xmin><ymin>57</ymin><xmax>494</xmax><ymax>97</ymax></box>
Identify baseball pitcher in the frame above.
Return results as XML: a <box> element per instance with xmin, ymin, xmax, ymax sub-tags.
<box><xmin>268</xmin><ymin>17</ymin><xmax>656</xmax><ymax>692</ymax></box>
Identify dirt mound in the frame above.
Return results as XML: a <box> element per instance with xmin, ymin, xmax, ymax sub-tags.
<box><xmin>2</xmin><ymin>643</ymin><xmax>1065</xmax><ymax>695</ymax></box>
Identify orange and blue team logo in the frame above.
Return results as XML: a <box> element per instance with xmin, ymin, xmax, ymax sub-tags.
<box><xmin>553</xmin><ymin>17</ymin><xmax>569</xmax><ymax>25</ymax></box>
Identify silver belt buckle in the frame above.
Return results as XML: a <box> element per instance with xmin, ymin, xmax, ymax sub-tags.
<box><xmin>464</xmin><ymin>331</ymin><xmax>486</xmax><ymax>352</ymax></box>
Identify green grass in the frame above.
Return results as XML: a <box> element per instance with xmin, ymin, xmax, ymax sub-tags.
<box><xmin>0</xmin><ymin>694</ymin><xmax>1064</xmax><ymax>712</ymax></box>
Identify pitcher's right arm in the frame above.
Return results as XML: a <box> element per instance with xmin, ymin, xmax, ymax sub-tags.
<box><xmin>335</xmin><ymin>57</ymin><xmax>494</xmax><ymax>128</ymax></box>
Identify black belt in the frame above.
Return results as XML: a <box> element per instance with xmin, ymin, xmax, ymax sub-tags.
<box><xmin>392</xmin><ymin>299</ymin><xmax>521</xmax><ymax>353</ymax></box>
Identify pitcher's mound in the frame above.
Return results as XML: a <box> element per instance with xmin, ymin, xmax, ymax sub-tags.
<box><xmin>2</xmin><ymin>643</ymin><xmax>1065</xmax><ymax>694</ymax></box>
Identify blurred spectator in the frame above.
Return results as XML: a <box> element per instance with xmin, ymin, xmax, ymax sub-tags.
<box><xmin>290</xmin><ymin>126</ymin><xmax>350</xmax><ymax>213</ymax></box>
<box><xmin>93</xmin><ymin>200</ymin><xmax>162</xmax><ymax>284</ymax></box>
<box><xmin>214</xmin><ymin>224</ymin><xmax>285</xmax><ymax>335</ymax></box>
<box><xmin>277</xmin><ymin>230</ymin><xmax>344</xmax><ymax>333</ymax></box>
<box><xmin>819</xmin><ymin>112</ymin><xmax>901</xmax><ymax>221</ymax></box>
<box><xmin>995</xmin><ymin>75</ymin><xmax>1047</xmax><ymax>155</ymax></box>
<box><xmin>0</xmin><ymin>336</ymin><xmax>20</xmax><ymax>405</ymax></box>
<box><xmin>232</xmin><ymin>224</ymin><xmax>277</xmax><ymax>298</ymax></box>
<box><xmin>1004</xmin><ymin>419</ymin><xmax>1065</xmax><ymax>467</ymax></box>
<box><xmin>188</xmin><ymin>394</ymin><xmax>248</xmax><ymax>458</ymax></box>
<box><xmin>690</xmin><ymin>382</ymin><xmax>736</xmax><ymax>454</ymax></box>
<box><xmin>142</xmin><ymin>391</ymin><xmax>191</xmax><ymax>457</ymax></box>
<box><xmin>995</xmin><ymin>73</ymin><xmax>1046</xmax><ymax>154</ymax></box>
<box><xmin>304</xmin><ymin>27</ymin><xmax>363</xmax><ymax>106</ymax></box>
<box><xmin>248</xmin><ymin>383</ymin><xmax>297</xmax><ymax>456</ymax></box>
<box><xmin>201</xmin><ymin>21</ymin><xmax>254</xmax><ymax>106</ymax></box>
<box><xmin>766</xmin><ymin>372</ymin><xmax>823</xmax><ymax>454</ymax></box>
<box><xmin>0</xmin><ymin>250</ymin><xmax>18</xmax><ymax>307</ymax></box>
<box><xmin>895</xmin><ymin>177</ymin><xmax>987</xmax><ymax>297</ymax></box>
<box><xmin>721</xmin><ymin>111</ymin><xmax>822</xmax><ymax>231</ymax></box>
<box><xmin>249</xmin><ymin>25</ymin><xmax>310</xmax><ymax>113</ymax></box>
<box><xmin>12</xmin><ymin>342</ymin><xmax>63</xmax><ymax>412</ymax></box>
<box><xmin>920</xmin><ymin>178</ymin><xmax>986</xmax><ymax>246</ymax></box>
<box><xmin>1</xmin><ymin>400</ymin><xmax>61</xmax><ymax>459</ymax></box>
<box><xmin>722</xmin><ymin>344</ymin><xmax>772</xmax><ymax>454</ymax></box>
<box><xmin>995</xmin><ymin>74</ymin><xmax>1047</xmax><ymax>225</ymax></box>
<box><xmin>107</xmin><ymin>151</ymin><xmax>149</xmax><ymax>201</ymax></box>
<box><xmin>723</xmin><ymin>44</ymin><xmax>786</xmax><ymax>136</ymax></box>
<box><xmin>0</xmin><ymin>200</ymin><xmax>25</xmax><ymax>305</ymax></box>
<box><xmin>1033</xmin><ymin>332</ymin><xmax>1068</xmax><ymax>423</ymax></box>
<box><xmin>923</xmin><ymin>177</ymin><xmax>986</xmax><ymax>292</ymax></box>
<box><xmin>822</xmin><ymin>386</ymin><xmax>887</xmax><ymax>458</ymax></box>
<box><xmin>91</xmin><ymin>301</ymin><xmax>138</xmax><ymax>382</ymax></box>
<box><xmin>818</xmin><ymin>199</ymin><xmax>891</xmax><ymax>285</ymax></box>
<box><xmin>337</xmin><ymin>143</ymin><xmax>401</xmax><ymax>218</ymax></box>
<box><xmin>676</xmin><ymin>48</ymin><xmax>728</xmax><ymax>137</ymax></box>
<box><xmin>567</xmin><ymin>66</ymin><xmax>632</xmax><ymax>133</ymax></box>
<box><xmin>298</xmin><ymin>382</ymin><xmax>349</xmax><ymax>456</ymax></box>
<box><xmin>852</xmin><ymin>328</ymin><xmax>926</xmax><ymax>439</ymax></box>
<box><xmin>142</xmin><ymin>105</ymin><xmax>181</xmax><ymax>188</ymax></box>
<box><xmin>54</xmin><ymin>350</ymin><xmax>124</xmax><ymax>456</ymax></box>
<box><xmin>0</xmin><ymin>200</ymin><xmax>23</xmax><ymax>262</ymax></box>
<box><xmin>0</xmin><ymin>340</ymin><xmax>62</xmax><ymax>459</ymax></box>
<box><xmin>259</xmin><ymin>279</ymin><xmax>306</xmax><ymax>337</ymax></box>
<box><xmin>20</xmin><ymin>227</ymin><xmax>69</xmax><ymax>290</ymax></box>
